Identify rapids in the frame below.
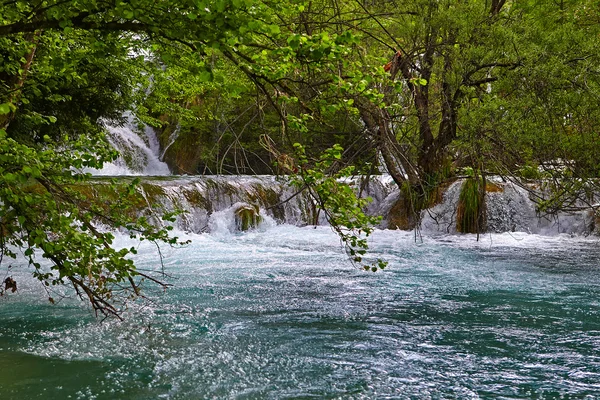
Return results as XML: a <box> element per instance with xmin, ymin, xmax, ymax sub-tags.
<box><xmin>1</xmin><ymin>224</ymin><xmax>600</xmax><ymax>399</ymax></box>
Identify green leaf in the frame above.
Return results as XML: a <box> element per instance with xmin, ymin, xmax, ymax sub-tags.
<box><xmin>0</xmin><ymin>103</ymin><xmax>11</xmax><ymax>115</ymax></box>
<box><xmin>198</xmin><ymin>70</ymin><xmax>213</xmax><ymax>82</ymax></box>
<box><xmin>268</xmin><ymin>24</ymin><xmax>281</xmax><ymax>35</ymax></box>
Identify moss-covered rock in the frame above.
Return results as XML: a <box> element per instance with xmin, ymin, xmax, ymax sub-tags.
<box><xmin>386</xmin><ymin>179</ymin><xmax>457</xmax><ymax>230</ymax></box>
<box><xmin>234</xmin><ymin>204</ymin><xmax>262</xmax><ymax>231</ymax></box>
<box><xmin>156</xmin><ymin>123</ymin><xmax>205</xmax><ymax>174</ymax></box>
<box><xmin>386</xmin><ymin>193</ymin><xmax>418</xmax><ymax>230</ymax></box>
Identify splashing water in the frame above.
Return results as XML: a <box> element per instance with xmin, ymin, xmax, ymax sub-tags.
<box><xmin>88</xmin><ymin>115</ymin><xmax>171</xmax><ymax>176</ymax></box>
<box><xmin>207</xmin><ymin>202</ymin><xmax>276</xmax><ymax>236</ymax></box>
<box><xmin>1</xmin><ymin>225</ymin><xmax>600</xmax><ymax>399</ymax></box>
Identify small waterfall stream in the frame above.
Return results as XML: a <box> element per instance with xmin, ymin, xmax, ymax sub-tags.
<box><xmin>88</xmin><ymin>114</ymin><xmax>171</xmax><ymax>176</ymax></box>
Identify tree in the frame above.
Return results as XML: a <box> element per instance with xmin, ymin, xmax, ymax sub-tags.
<box><xmin>131</xmin><ymin>0</ymin><xmax>600</xmax><ymax>237</ymax></box>
<box><xmin>214</xmin><ymin>0</ymin><xmax>600</xmax><ymax>229</ymax></box>
<box><xmin>2</xmin><ymin>0</ymin><xmax>599</xmax><ymax>316</ymax></box>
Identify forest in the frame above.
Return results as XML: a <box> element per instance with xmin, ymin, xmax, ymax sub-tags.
<box><xmin>1</xmin><ymin>0</ymin><xmax>600</xmax><ymax>315</ymax></box>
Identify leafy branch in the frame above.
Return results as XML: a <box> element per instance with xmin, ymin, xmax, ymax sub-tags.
<box><xmin>290</xmin><ymin>143</ymin><xmax>387</xmax><ymax>272</ymax></box>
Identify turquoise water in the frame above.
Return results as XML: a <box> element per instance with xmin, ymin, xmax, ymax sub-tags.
<box><xmin>1</xmin><ymin>227</ymin><xmax>600</xmax><ymax>399</ymax></box>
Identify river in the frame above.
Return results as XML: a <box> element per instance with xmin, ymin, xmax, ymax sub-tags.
<box><xmin>1</xmin><ymin>223</ymin><xmax>600</xmax><ymax>399</ymax></box>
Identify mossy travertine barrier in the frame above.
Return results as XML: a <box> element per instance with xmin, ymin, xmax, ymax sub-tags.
<box><xmin>38</xmin><ymin>175</ymin><xmax>599</xmax><ymax>235</ymax></box>
<box><xmin>234</xmin><ymin>204</ymin><xmax>263</xmax><ymax>231</ymax></box>
<box><xmin>57</xmin><ymin>176</ymin><xmax>323</xmax><ymax>233</ymax></box>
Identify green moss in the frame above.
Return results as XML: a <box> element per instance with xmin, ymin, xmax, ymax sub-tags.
<box><xmin>154</xmin><ymin>120</ymin><xmax>204</xmax><ymax>174</ymax></box>
<box><xmin>54</xmin><ymin>181</ymin><xmax>149</xmax><ymax>223</ymax></box>
<box><xmin>182</xmin><ymin>188</ymin><xmax>210</xmax><ymax>212</ymax></box>
<box><xmin>386</xmin><ymin>194</ymin><xmax>415</xmax><ymax>230</ymax></box>
<box><xmin>249</xmin><ymin>183</ymin><xmax>285</xmax><ymax>222</ymax></box>
<box><xmin>234</xmin><ymin>204</ymin><xmax>262</xmax><ymax>231</ymax></box>
<box><xmin>140</xmin><ymin>182</ymin><xmax>166</xmax><ymax>199</ymax></box>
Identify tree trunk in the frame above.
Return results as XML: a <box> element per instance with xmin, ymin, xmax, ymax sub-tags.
<box><xmin>490</xmin><ymin>0</ymin><xmax>507</xmax><ymax>16</ymax></box>
<box><xmin>356</xmin><ymin>98</ymin><xmax>418</xmax><ymax>187</ymax></box>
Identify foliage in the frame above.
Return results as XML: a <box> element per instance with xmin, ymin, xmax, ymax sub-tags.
<box><xmin>456</xmin><ymin>176</ymin><xmax>486</xmax><ymax>235</ymax></box>
<box><xmin>213</xmin><ymin>0</ymin><xmax>600</xmax><ymax>218</ymax></box>
<box><xmin>0</xmin><ymin>126</ymin><xmax>184</xmax><ymax>317</ymax></box>
<box><xmin>0</xmin><ymin>0</ymin><xmax>388</xmax><ymax>315</ymax></box>
<box><xmin>291</xmin><ymin>143</ymin><xmax>386</xmax><ymax>271</ymax></box>
<box><xmin>0</xmin><ymin>0</ymin><xmax>247</xmax><ymax>316</ymax></box>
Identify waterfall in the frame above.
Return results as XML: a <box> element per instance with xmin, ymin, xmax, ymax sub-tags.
<box><xmin>87</xmin><ymin>114</ymin><xmax>171</xmax><ymax>176</ymax></box>
<box><xmin>91</xmin><ymin>117</ymin><xmax>596</xmax><ymax>236</ymax></box>
<box><xmin>419</xmin><ymin>180</ymin><xmax>464</xmax><ymax>234</ymax></box>
<box><xmin>133</xmin><ymin>176</ymin><xmax>313</xmax><ymax>233</ymax></box>
<box><xmin>207</xmin><ymin>202</ymin><xmax>276</xmax><ymax>236</ymax></box>
<box><xmin>417</xmin><ymin>178</ymin><xmax>597</xmax><ymax>236</ymax></box>
<box><xmin>86</xmin><ymin>143</ymin><xmax>597</xmax><ymax>237</ymax></box>
<box><xmin>159</xmin><ymin>125</ymin><xmax>181</xmax><ymax>161</ymax></box>
<box><xmin>97</xmin><ymin>175</ymin><xmax>596</xmax><ymax>236</ymax></box>
<box><xmin>102</xmin><ymin>175</ymin><xmax>396</xmax><ymax>234</ymax></box>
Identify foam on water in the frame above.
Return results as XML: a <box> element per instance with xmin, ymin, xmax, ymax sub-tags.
<box><xmin>418</xmin><ymin>179</ymin><xmax>597</xmax><ymax>236</ymax></box>
<box><xmin>207</xmin><ymin>203</ymin><xmax>277</xmax><ymax>236</ymax></box>
<box><xmin>2</xmin><ymin>225</ymin><xmax>600</xmax><ymax>398</ymax></box>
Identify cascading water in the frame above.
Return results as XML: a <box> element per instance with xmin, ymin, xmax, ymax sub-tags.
<box><xmin>88</xmin><ymin>114</ymin><xmax>171</xmax><ymax>176</ymax></box>
<box><xmin>86</xmin><ymin>174</ymin><xmax>595</xmax><ymax>237</ymax></box>
<box><xmin>88</xmin><ymin>120</ymin><xmax>597</xmax><ymax>236</ymax></box>
<box><xmin>379</xmin><ymin>178</ymin><xmax>598</xmax><ymax>236</ymax></box>
<box><xmin>207</xmin><ymin>202</ymin><xmax>276</xmax><ymax>236</ymax></box>
<box><xmin>126</xmin><ymin>175</ymin><xmax>397</xmax><ymax>233</ymax></box>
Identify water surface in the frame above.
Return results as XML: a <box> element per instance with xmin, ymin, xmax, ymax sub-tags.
<box><xmin>1</xmin><ymin>227</ymin><xmax>600</xmax><ymax>399</ymax></box>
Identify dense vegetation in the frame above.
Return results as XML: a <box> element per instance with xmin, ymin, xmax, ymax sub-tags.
<box><xmin>1</xmin><ymin>0</ymin><xmax>599</xmax><ymax>315</ymax></box>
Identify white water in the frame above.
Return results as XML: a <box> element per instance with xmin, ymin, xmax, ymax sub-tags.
<box><xmin>83</xmin><ymin>112</ymin><xmax>597</xmax><ymax>236</ymax></box>
<box><xmin>85</xmin><ymin>174</ymin><xmax>594</xmax><ymax>238</ymax></box>
<box><xmin>3</xmin><ymin>224</ymin><xmax>600</xmax><ymax>398</ymax></box>
<box><xmin>207</xmin><ymin>202</ymin><xmax>277</xmax><ymax>236</ymax></box>
<box><xmin>5</xmin><ymin>119</ymin><xmax>600</xmax><ymax>397</ymax></box>
<box><xmin>88</xmin><ymin>114</ymin><xmax>171</xmax><ymax>176</ymax></box>
<box><xmin>377</xmin><ymin>179</ymin><xmax>598</xmax><ymax>236</ymax></box>
<box><xmin>88</xmin><ymin>117</ymin><xmax>597</xmax><ymax>236</ymax></box>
